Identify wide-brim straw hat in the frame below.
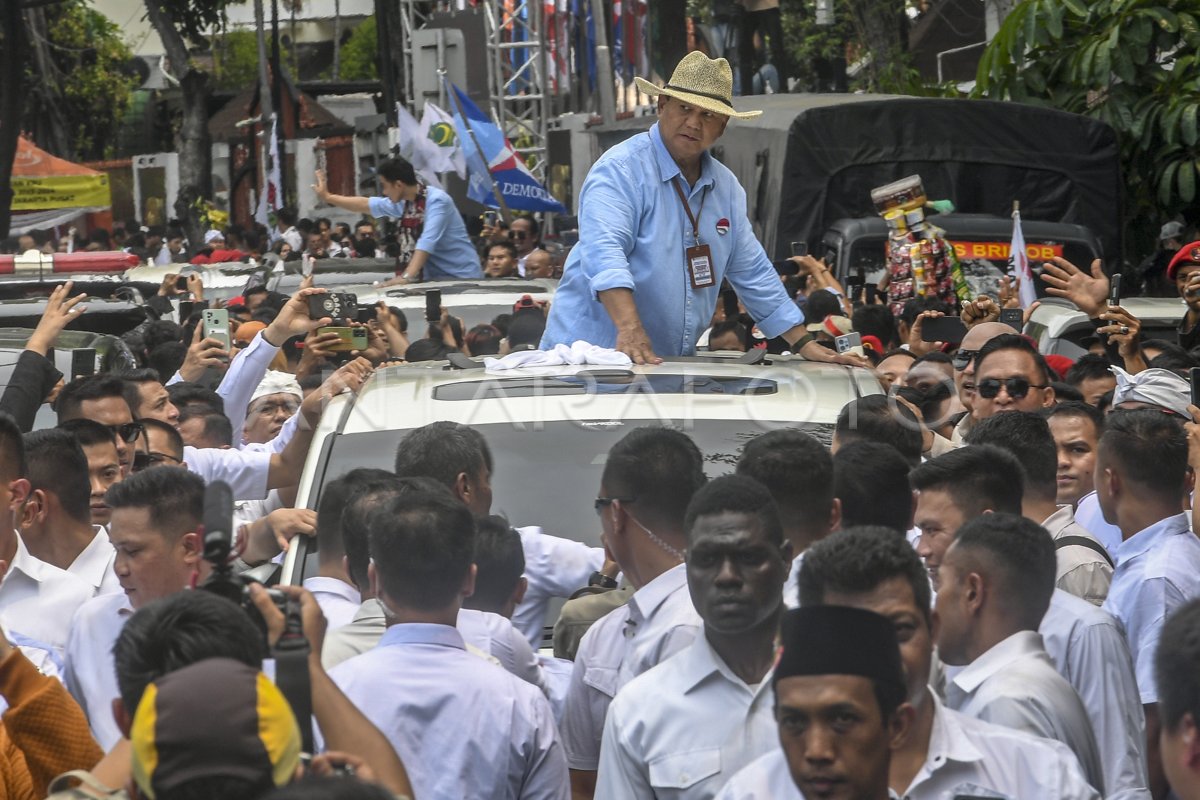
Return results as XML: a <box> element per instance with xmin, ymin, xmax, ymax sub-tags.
<box><xmin>634</xmin><ymin>51</ymin><xmax>762</xmax><ymax>120</ymax></box>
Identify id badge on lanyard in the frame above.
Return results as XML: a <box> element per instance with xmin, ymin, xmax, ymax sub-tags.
<box><xmin>673</xmin><ymin>179</ymin><xmax>715</xmax><ymax>289</ymax></box>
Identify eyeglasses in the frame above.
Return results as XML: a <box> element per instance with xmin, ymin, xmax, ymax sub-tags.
<box><xmin>952</xmin><ymin>349</ymin><xmax>979</xmax><ymax>371</ymax></box>
<box><xmin>977</xmin><ymin>377</ymin><xmax>1047</xmax><ymax>400</ymax></box>
<box><xmin>594</xmin><ymin>496</ymin><xmax>637</xmax><ymax>514</ymax></box>
<box><xmin>509</xmin><ymin>231</ymin><xmax>529</xmax><ymax>241</ymax></box>
<box><xmin>132</xmin><ymin>451</ymin><xmax>181</xmax><ymax>472</ymax></box>
<box><xmin>107</xmin><ymin>422</ymin><xmax>144</xmax><ymax>444</ymax></box>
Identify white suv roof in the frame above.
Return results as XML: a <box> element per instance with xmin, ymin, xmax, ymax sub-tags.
<box><xmin>284</xmin><ymin>354</ymin><xmax>879</xmax><ymax>583</ymax></box>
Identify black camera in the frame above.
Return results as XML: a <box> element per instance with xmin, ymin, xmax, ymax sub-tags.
<box><xmin>198</xmin><ymin>481</ymin><xmax>315</xmax><ymax>752</ymax></box>
<box><xmin>197</xmin><ymin>481</ymin><xmax>289</xmax><ymax>633</ymax></box>
<box><xmin>307</xmin><ymin>292</ymin><xmax>358</xmax><ymax>323</ymax></box>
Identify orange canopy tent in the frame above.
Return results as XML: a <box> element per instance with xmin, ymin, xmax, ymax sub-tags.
<box><xmin>9</xmin><ymin>136</ymin><xmax>111</xmax><ymax>234</ymax></box>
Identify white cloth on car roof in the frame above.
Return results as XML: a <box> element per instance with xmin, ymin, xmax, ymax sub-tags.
<box><xmin>483</xmin><ymin>341</ymin><xmax>633</xmax><ymax>372</ymax></box>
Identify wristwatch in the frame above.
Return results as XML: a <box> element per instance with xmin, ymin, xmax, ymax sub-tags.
<box><xmin>588</xmin><ymin>571</ymin><xmax>619</xmax><ymax>589</ymax></box>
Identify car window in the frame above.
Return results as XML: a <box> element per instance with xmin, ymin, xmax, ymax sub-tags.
<box><xmin>313</xmin><ymin>419</ymin><xmax>833</xmax><ymax>550</ymax></box>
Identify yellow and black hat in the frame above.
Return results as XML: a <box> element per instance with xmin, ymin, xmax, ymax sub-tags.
<box><xmin>131</xmin><ymin>657</ymin><xmax>302</xmax><ymax>799</ymax></box>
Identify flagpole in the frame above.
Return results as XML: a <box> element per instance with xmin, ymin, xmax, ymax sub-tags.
<box><xmin>443</xmin><ymin>74</ymin><xmax>514</xmax><ymax>223</ymax></box>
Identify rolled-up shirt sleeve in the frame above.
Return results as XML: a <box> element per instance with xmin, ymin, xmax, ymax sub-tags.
<box><xmin>415</xmin><ymin>192</ymin><xmax>452</xmax><ymax>253</ymax></box>
<box><xmin>220</xmin><ymin>331</ymin><xmax>281</xmax><ymax>442</ymax></box>
<box><xmin>367</xmin><ymin>196</ymin><xmax>405</xmax><ymax>219</ymax></box>
<box><xmin>183</xmin><ymin>445</ymin><xmax>271</xmax><ymax>500</ymax></box>
<box><xmin>723</xmin><ymin>185</ymin><xmax>804</xmax><ymax>340</ymax></box>
<box><xmin>576</xmin><ymin>158</ymin><xmax>640</xmax><ymax>298</ymax></box>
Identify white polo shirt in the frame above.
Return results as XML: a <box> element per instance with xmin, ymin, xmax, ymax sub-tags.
<box><xmin>1041</xmin><ymin>589</ymin><xmax>1150</xmax><ymax>799</ymax></box>
<box><xmin>561</xmin><ymin>562</ymin><xmax>701</xmax><ymax>770</ymax></box>
<box><xmin>1102</xmin><ymin>512</ymin><xmax>1200</xmax><ymax>704</ymax></box>
<box><xmin>944</xmin><ymin>630</ymin><xmax>1105</xmax><ymax>793</ymax></box>
<box><xmin>596</xmin><ymin>633</ymin><xmax>776</xmax><ymax>800</ymax></box>
<box><xmin>66</xmin><ymin>526</ymin><xmax>121</xmax><ymax>598</ymax></box>
<box><xmin>63</xmin><ymin>591</ymin><xmax>132</xmax><ymax>750</ymax></box>
<box><xmin>302</xmin><ymin>576</ymin><xmax>361</xmax><ymax>631</ymax></box>
<box><xmin>0</xmin><ymin>534</ymin><xmax>93</xmax><ymax>655</ymax></box>
<box><xmin>512</xmin><ymin>526</ymin><xmax>606</xmax><ymax>646</ymax></box>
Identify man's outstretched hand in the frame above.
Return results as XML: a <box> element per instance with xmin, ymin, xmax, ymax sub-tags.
<box><xmin>28</xmin><ymin>282</ymin><xmax>86</xmax><ymax>356</ymax></box>
<box><xmin>615</xmin><ymin>326</ymin><xmax>663</xmax><ymax>366</ymax></box>
<box><xmin>1041</xmin><ymin>257</ymin><xmax>1108</xmax><ymax>317</ymax></box>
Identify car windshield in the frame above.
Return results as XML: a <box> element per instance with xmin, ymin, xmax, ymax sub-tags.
<box><xmin>315</xmin><ymin>418</ymin><xmax>833</xmax><ymax>549</ymax></box>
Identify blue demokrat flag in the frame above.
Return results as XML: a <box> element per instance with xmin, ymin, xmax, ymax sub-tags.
<box><xmin>448</xmin><ymin>82</ymin><xmax>568</xmax><ymax>213</ymax></box>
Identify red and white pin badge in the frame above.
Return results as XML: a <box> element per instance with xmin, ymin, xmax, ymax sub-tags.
<box><xmin>715</xmin><ymin>218</ymin><xmax>730</xmax><ymax>236</ymax></box>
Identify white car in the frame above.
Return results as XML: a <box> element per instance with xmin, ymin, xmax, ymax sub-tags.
<box><xmin>283</xmin><ymin>352</ymin><xmax>880</xmax><ymax>588</ymax></box>
<box><xmin>1025</xmin><ymin>297</ymin><xmax>1187</xmax><ymax>358</ymax></box>
<box><xmin>353</xmin><ymin>278</ymin><xmax>557</xmax><ymax>332</ymax></box>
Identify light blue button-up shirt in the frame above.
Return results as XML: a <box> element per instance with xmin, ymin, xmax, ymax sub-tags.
<box><xmin>328</xmin><ymin>622</ymin><xmax>568</xmax><ymax>800</ymax></box>
<box><xmin>1102</xmin><ymin>512</ymin><xmax>1200</xmax><ymax>704</ymax></box>
<box><xmin>368</xmin><ymin>185</ymin><xmax>483</xmax><ymax>280</ymax></box>
<box><xmin>542</xmin><ymin>124</ymin><xmax>803</xmax><ymax>356</ymax></box>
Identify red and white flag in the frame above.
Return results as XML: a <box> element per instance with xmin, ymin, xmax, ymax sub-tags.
<box><xmin>1009</xmin><ymin>207</ymin><xmax>1037</xmax><ymax>308</ymax></box>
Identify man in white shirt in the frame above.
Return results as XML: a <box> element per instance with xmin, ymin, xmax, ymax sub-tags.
<box><xmin>1096</xmin><ymin>408</ymin><xmax>1200</xmax><ymax>799</ymax></box>
<box><xmin>911</xmin><ymin>443</ymin><xmax>1150</xmax><ymax>800</ymax></box>
<box><xmin>1047</xmin><ymin>401</ymin><xmax>1103</xmax><ymax>510</ymax></box>
<box><xmin>67</xmin><ymin>288</ymin><xmax>347</xmax><ymax>500</ymax></box>
<box><xmin>964</xmin><ymin>411</ymin><xmax>1112</xmax><ymax>605</ymax></box>
<box><xmin>799</xmin><ymin>526</ymin><xmax>1102</xmax><ymax>800</ymax></box>
<box><xmin>320</xmin><ymin>475</ymin><xmax>546</xmax><ymax>693</ymax></box>
<box><xmin>735</xmin><ymin>429</ymin><xmax>838</xmax><ymax>610</ymax></box>
<box><xmin>64</xmin><ymin>467</ymin><xmax>210</xmax><ymax>749</ymax></box>
<box><xmin>716</xmin><ymin>605</ymin><xmax>911</xmax><ymax>800</ymax></box>
<box><xmin>0</xmin><ymin>415</ymin><xmax>92</xmax><ymax>659</ymax></box>
<box><xmin>58</xmin><ymin>419</ymin><xmax>124</xmax><ymax>528</ymax></box>
<box><xmin>241</xmin><ymin>371</ymin><xmax>301</xmax><ymax>447</ymax></box>
<box><xmin>393</xmin><ymin>421</ymin><xmax>605</xmax><ymax>646</ymax></box>
<box><xmin>597</xmin><ymin>475</ymin><xmax>792</xmax><ymax>799</ymax></box>
<box><xmin>562</xmin><ymin>427</ymin><xmax>705</xmax><ymax>797</ymax></box>
<box><xmin>1156</xmin><ymin>599</ymin><xmax>1200</xmax><ymax>800</ymax></box>
<box><xmin>936</xmin><ymin>514</ymin><xmax>1106</xmax><ymax>792</ymax></box>
<box><xmin>19</xmin><ymin>428</ymin><xmax>121</xmax><ymax>597</ymax></box>
<box><xmin>302</xmin><ymin>469</ymin><xmax>382</xmax><ymax>630</ymax></box>
<box><xmin>1075</xmin><ymin>366</ymin><xmax>1194</xmax><ymax>556</ymax></box>
<box><xmin>328</xmin><ymin>488</ymin><xmax>568</xmax><ymax>800</ymax></box>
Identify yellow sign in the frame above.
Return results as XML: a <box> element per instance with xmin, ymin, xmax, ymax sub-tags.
<box><xmin>950</xmin><ymin>241</ymin><xmax>1064</xmax><ymax>261</ymax></box>
<box><xmin>11</xmin><ymin>174</ymin><xmax>111</xmax><ymax>211</ymax></box>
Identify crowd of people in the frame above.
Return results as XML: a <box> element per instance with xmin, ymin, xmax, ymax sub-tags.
<box><xmin>2</xmin><ymin>47</ymin><xmax>1200</xmax><ymax>800</ymax></box>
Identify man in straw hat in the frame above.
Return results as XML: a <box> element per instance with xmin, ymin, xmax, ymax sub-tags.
<box><xmin>542</xmin><ymin>51</ymin><xmax>866</xmax><ymax>367</ymax></box>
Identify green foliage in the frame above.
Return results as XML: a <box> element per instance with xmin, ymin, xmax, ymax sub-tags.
<box><xmin>212</xmin><ymin>29</ymin><xmax>293</xmax><ymax>91</ymax></box>
<box><xmin>974</xmin><ymin>0</ymin><xmax>1200</xmax><ymax>260</ymax></box>
<box><xmin>45</xmin><ymin>2</ymin><xmax>139</xmax><ymax>160</ymax></box>
<box><xmin>338</xmin><ymin>15</ymin><xmax>378</xmax><ymax>81</ymax></box>
<box><xmin>779</xmin><ymin>0</ymin><xmax>958</xmax><ymax>96</ymax></box>
<box><xmin>780</xmin><ymin>0</ymin><xmax>857</xmax><ymax>91</ymax></box>
<box><xmin>212</xmin><ymin>29</ymin><xmax>260</xmax><ymax>90</ymax></box>
<box><xmin>152</xmin><ymin>0</ymin><xmax>233</xmax><ymax>46</ymax></box>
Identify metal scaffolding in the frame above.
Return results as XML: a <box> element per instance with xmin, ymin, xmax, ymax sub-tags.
<box><xmin>396</xmin><ymin>0</ymin><xmax>552</xmax><ymax>183</ymax></box>
<box><xmin>482</xmin><ymin>1</ymin><xmax>551</xmax><ymax>182</ymax></box>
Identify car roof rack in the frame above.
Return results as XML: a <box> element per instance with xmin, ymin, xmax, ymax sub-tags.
<box><xmin>660</xmin><ymin>349</ymin><xmax>766</xmax><ymax>365</ymax></box>
<box><xmin>446</xmin><ymin>352</ymin><xmax>485</xmax><ymax>370</ymax></box>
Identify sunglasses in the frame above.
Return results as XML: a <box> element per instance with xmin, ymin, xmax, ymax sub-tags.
<box><xmin>132</xmin><ymin>450</ymin><xmax>181</xmax><ymax>472</ymax></box>
<box><xmin>509</xmin><ymin>231</ymin><xmax>529</xmax><ymax>241</ymax></box>
<box><xmin>107</xmin><ymin>422</ymin><xmax>144</xmax><ymax>444</ymax></box>
<box><xmin>952</xmin><ymin>349</ymin><xmax>979</xmax><ymax>371</ymax></box>
<box><xmin>594</xmin><ymin>496</ymin><xmax>636</xmax><ymax>514</ymax></box>
<box><xmin>977</xmin><ymin>377</ymin><xmax>1047</xmax><ymax>400</ymax></box>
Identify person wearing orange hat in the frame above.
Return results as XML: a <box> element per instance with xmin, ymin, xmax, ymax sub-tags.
<box><xmin>1167</xmin><ymin>241</ymin><xmax>1200</xmax><ymax>351</ymax></box>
